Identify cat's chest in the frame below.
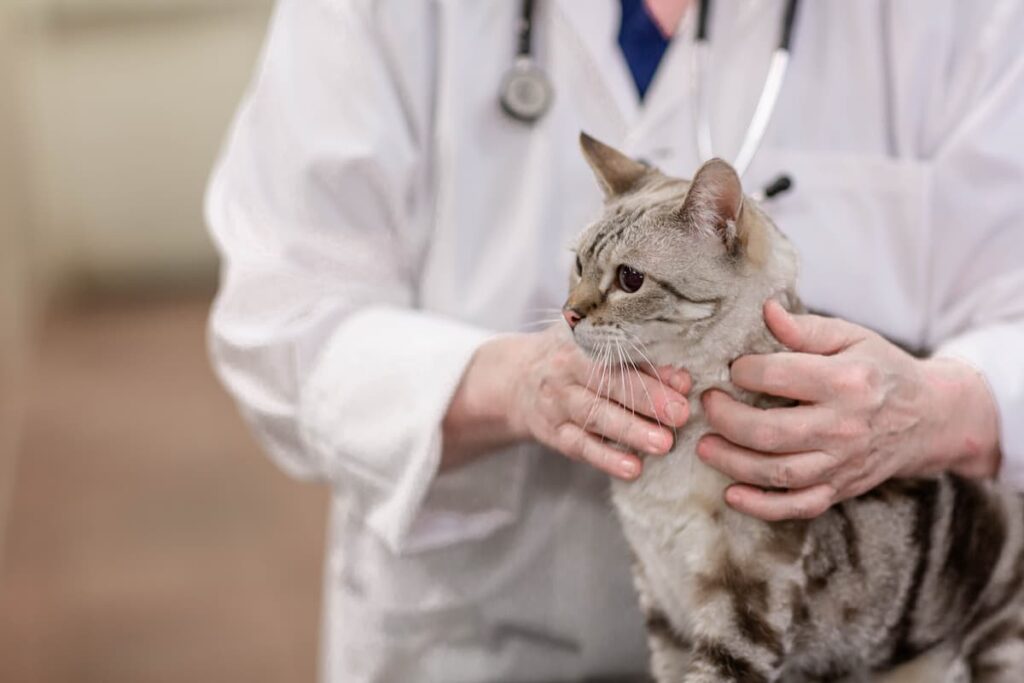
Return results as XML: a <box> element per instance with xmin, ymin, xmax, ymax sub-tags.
<box><xmin>611</xmin><ymin>444</ymin><xmax>733</xmax><ymax>562</ymax></box>
<box><xmin>608</xmin><ymin>408</ymin><xmax>768</xmax><ymax>616</ymax></box>
<box><xmin>611</xmin><ymin>475</ymin><xmax>734</xmax><ymax>630</ymax></box>
<box><xmin>612</xmin><ymin>479</ymin><xmax>729</xmax><ymax>571</ymax></box>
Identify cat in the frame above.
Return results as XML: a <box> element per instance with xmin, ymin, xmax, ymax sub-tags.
<box><xmin>564</xmin><ymin>132</ymin><xmax>1024</xmax><ymax>683</ymax></box>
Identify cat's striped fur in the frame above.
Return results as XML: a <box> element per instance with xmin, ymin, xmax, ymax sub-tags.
<box><xmin>567</xmin><ymin>133</ymin><xmax>1024</xmax><ymax>682</ymax></box>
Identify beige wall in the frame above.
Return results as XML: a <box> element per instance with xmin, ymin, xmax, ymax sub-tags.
<box><xmin>6</xmin><ymin>0</ymin><xmax>272</xmax><ymax>295</ymax></box>
<box><xmin>0</xmin><ymin>0</ymin><xmax>273</xmax><ymax>552</ymax></box>
<box><xmin>0</xmin><ymin>11</ymin><xmax>31</xmax><ymax>562</ymax></box>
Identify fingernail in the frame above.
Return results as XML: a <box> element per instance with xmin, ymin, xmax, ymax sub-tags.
<box><xmin>671</xmin><ymin>370</ymin><xmax>689</xmax><ymax>393</ymax></box>
<box><xmin>665</xmin><ymin>401</ymin><xmax>687</xmax><ymax>425</ymax></box>
<box><xmin>648</xmin><ymin>429</ymin><xmax>670</xmax><ymax>453</ymax></box>
<box><xmin>621</xmin><ymin>457</ymin><xmax>640</xmax><ymax>478</ymax></box>
<box><xmin>725</xmin><ymin>486</ymin><xmax>742</xmax><ymax>506</ymax></box>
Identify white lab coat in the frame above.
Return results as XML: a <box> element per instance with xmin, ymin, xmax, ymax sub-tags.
<box><xmin>206</xmin><ymin>1</ymin><xmax>1024</xmax><ymax>680</ymax></box>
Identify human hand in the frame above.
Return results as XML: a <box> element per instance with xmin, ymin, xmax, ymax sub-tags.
<box><xmin>506</xmin><ymin>325</ymin><xmax>690</xmax><ymax>480</ymax></box>
<box><xmin>697</xmin><ymin>300</ymin><xmax>1001</xmax><ymax>521</ymax></box>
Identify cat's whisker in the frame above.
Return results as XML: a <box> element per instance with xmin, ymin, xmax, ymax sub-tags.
<box><xmin>614</xmin><ymin>341</ymin><xmax>629</xmax><ymax>447</ymax></box>
<box><xmin>616</xmin><ymin>340</ymin><xmax>640</xmax><ymax>453</ymax></box>
<box><xmin>599</xmin><ymin>342</ymin><xmax>616</xmax><ymax>446</ymax></box>
<box><xmin>580</xmin><ymin>342</ymin><xmax>603</xmax><ymax>399</ymax></box>
<box><xmin>624</xmin><ymin>338</ymin><xmax>665</xmax><ymax>432</ymax></box>
<box><xmin>619</xmin><ymin>332</ymin><xmax>654</xmax><ymax>372</ymax></box>
<box><xmin>625</xmin><ymin>334</ymin><xmax>679</xmax><ymax>425</ymax></box>
<box><xmin>621</xmin><ymin>343</ymin><xmax>638</xmax><ymax>428</ymax></box>
<box><xmin>598</xmin><ymin>341</ymin><xmax>616</xmax><ymax>447</ymax></box>
<box><xmin>623</xmin><ymin>333</ymin><xmax>662</xmax><ymax>381</ymax></box>
<box><xmin>581</xmin><ymin>344</ymin><xmax>602</xmax><ymax>436</ymax></box>
<box><xmin>581</xmin><ymin>341</ymin><xmax>610</xmax><ymax>437</ymax></box>
<box><xmin>624</xmin><ymin>349</ymin><xmax>663</xmax><ymax>433</ymax></box>
<box><xmin>627</xmin><ymin>333</ymin><xmax>683</xmax><ymax>447</ymax></box>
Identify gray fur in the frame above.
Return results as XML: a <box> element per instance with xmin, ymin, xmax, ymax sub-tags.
<box><xmin>567</xmin><ymin>133</ymin><xmax>1024</xmax><ymax>683</ymax></box>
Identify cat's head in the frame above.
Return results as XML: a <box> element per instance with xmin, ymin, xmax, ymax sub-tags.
<box><xmin>564</xmin><ymin>132</ymin><xmax>796</xmax><ymax>361</ymax></box>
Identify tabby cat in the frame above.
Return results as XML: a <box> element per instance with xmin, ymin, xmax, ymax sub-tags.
<box><xmin>565</xmin><ymin>133</ymin><xmax>1024</xmax><ymax>683</ymax></box>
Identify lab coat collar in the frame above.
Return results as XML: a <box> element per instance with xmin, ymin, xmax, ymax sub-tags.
<box><xmin>550</xmin><ymin>0</ymin><xmax>702</xmax><ymax>136</ymax></box>
<box><xmin>551</xmin><ymin>0</ymin><xmax>776</xmax><ymax>157</ymax></box>
<box><xmin>548</xmin><ymin>0</ymin><xmax>695</xmax><ymax>156</ymax></box>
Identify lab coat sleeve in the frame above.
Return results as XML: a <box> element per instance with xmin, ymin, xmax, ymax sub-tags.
<box><xmin>205</xmin><ymin>0</ymin><xmax>518</xmax><ymax>553</ymax></box>
<box><xmin>924</xmin><ymin>1</ymin><xmax>1024</xmax><ymax>489</ymax></box>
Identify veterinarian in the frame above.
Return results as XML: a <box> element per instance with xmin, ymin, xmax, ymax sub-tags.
<box><xmin>206</xmin><ymin>1</ymin><xmax>1024</xmax><ymax>680</ymax></box>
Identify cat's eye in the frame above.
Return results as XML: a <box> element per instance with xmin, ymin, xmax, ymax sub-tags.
<box><xmin>575</xmin><ymin>255</ymin><xmax>583</xmax><ymax>276</ymax></box>
<box><xmin>617</xmin><ymin>265</ymin><xmax>645</xmax><ymax>293</ymax></box>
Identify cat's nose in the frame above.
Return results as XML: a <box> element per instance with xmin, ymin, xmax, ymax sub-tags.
<box><xmin>563</xmin><ymin>307</ymin><xmax>583</xmax><ymax>330</ymax></box>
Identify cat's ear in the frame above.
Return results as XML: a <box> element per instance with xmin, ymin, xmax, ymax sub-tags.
<box><xmin>679</xmin><ymin>158</ymin><xmax>745</xmax><ymax>254</ymax></box>
<box><xmin>579</xmin><ymin>132</ymin><xmax>649</xmax><ymax>198</ymax></box>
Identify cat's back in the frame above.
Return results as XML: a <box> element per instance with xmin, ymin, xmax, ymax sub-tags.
<box><xmin>792</xmin><ymin>474</ymin><xmax>1024</xmax><ymax>676</ymax></box>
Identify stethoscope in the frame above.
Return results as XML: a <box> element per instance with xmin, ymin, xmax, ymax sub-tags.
<box><xmin>499</xmin><ymin>0</ymin><xmax>554</xmax><ymax>123</ymax></box>
<box><xmin>499</xmin><ymin>0</ymin><xmax>800</xmax><ymax>201</ymax></box>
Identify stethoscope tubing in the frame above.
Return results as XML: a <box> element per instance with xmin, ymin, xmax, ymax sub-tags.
<box><xmin>503</xmin><ymin>0</ymin><xmax>800</xmax><ymax>199</ymax></box>
<box><xmin>517</xmin><ymin>0</ymin><xmax>536</xmax><ymax>57</ymax></box>
<box><xmin>695</xmin><ymin>0</ymin><xmax>801</xmax><ymax>178</ymax></box>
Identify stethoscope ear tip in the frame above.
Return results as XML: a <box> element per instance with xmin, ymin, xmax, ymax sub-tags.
<box><xmin>763</xmin><ymin>174</ymin><xmax>793</xmax><ymax>199</ymax></box>
<box><xmin>751</xmin><ymin>173</ymin><xmax>794</xmax><ymax>203</ymax></box>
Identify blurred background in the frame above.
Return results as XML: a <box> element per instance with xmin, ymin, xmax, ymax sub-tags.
<box><xmin>0</xmin><ymin>1</ymin><xmax>329</xmax><ymax>681</ymax></box>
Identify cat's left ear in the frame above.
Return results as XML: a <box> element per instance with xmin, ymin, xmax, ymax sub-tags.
<box><xmin>579</xmin><ymin>132</ymin><xmax>650</xmax><ymax>198</ymax></box>
<box><xmin>679</xmin><ymin>158</ymin><xmax>746</xmax><ymax>254</ymax></box>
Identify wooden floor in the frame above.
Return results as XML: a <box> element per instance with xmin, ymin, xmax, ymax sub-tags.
<box><xmin>0</xmin><ymin>296</ymin><xmax>328</xmax><ymax>683</ymax></box>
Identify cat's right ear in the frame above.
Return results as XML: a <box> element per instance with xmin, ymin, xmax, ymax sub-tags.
<box><xmin>679</xmin><ymin>158</ymin><xmax>745</xmax><ymax>254</ymax></box>
<box><xmin>579</xmin><ymin>132</ymin><xmax>649</xmax><ymax>199</ymax></box>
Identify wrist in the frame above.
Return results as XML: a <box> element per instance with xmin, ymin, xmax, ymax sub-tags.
<box><xmin>441</xmin><ymin>335</ymin><xmax>529</xmax><ymax>470</ymax></box>
<box><xmin>921</xmin><ymin>357</ymin><xmax>1001</xmax><ymax>479</ymax></box>
<box><xmin>460</xmin><ymin>334</ymin><xmax>529</xmax><ymax>440</ymax></box>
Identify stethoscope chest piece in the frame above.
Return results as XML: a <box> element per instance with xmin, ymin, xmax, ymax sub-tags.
<box><xmin>500</xmin><ymin>56</ymin><xmax>553</xmax><ymax>123</ymax></box>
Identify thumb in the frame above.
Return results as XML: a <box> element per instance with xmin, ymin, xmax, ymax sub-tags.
<box><xmin>763</xmin><ymin>300</ymin><xmax>866</xmax><ymax>355</ymax></box>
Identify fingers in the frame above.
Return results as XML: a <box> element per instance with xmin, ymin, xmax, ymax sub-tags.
<box><xmin>702</xmin><ymin>390</ymin><xmax>829</xmax><ymax>454</ymax></box>
<box><xmin>764</xmin><ymin>300</ymin><xmax>867</xmax><ymax>356</ymax></box>
<box><xmin>551</xmin><ymin>422</ymin><xmax>642</xmax><ymax>480</ymax></box>
<box><xmin>609</xmin><ymin>366</ymin><xmax>690</xmax><ymax>428</ymax></box>
<box><xmin>724</xmin><ymin>482</ymin><xmax>836</xmax><ymax>521</ymax></box>
<box><xmin>648</xmin><ymin>365</ymin><xmax>692</xmax><ymax>394</ymax></box>
<box><xmin>565</xmin><ymin>385</ymin><xmax>675</xmax><ymax>456</ymax></box>
<box><xmin>729</xmin><ymin>352</ymin><xmax>834</xmax><ymax>402</ymax></box>
<box><xmin>575</xmin><ymin>358</ymin><xmax>690</xmax><ymax>428</ymax></box>
<box><xmin>696</xmin><ymin>435</ymin><xmax>838</xmax><ymax>490</ymax></box>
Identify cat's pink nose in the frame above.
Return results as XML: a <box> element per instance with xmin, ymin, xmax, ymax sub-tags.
<box><xmin>563</xmin><ymin>308</ymin><xmax>582</xmax><ymax>330</ymax></box>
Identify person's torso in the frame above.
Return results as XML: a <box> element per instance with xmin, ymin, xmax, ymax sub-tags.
<box><xmin>415</xmin><ymin>0</ymin><xmax>956</xmax><ymax>348</ymax></box>
<box><xmin>326</xmin><ymin>2</ymin><xmax>969</xmax><ymax>680</ymax></box>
